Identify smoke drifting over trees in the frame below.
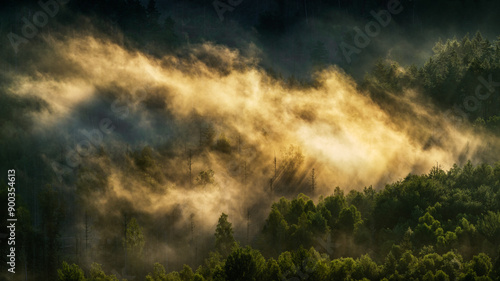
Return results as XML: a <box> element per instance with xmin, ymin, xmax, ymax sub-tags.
<box><xmin>1</xmin><ymin>0</ymin><xmax>500</xmax><ymax>280</ymax></box>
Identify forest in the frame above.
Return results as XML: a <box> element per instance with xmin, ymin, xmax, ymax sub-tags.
<box><xmin>4</xmin><ymin>161</ymin><xmax>500</xmax><ymax>280</ymax></box>
<box><xmin>2</xmin><ymin>0</ymin><xmax>500</xmax><ymax>280</ymax></box>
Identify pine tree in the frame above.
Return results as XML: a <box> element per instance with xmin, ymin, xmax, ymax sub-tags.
<box><xmin>123</xmin><ymin>217</ymin><xmax>145</xmax><ymax>275</ymax></box>
<box><xmin>57</xmin><ymin>262</ymin><xmax>86</xmax><ymax>281</ymax></box>
<box><xmin>215</xmin><ymin>213</ymin><xmax>236</xmax><ymax>257</ymax></box>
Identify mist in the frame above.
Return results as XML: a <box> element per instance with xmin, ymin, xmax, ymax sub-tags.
<box><xmin>2</xmin><ymin>1</ymin><xmax>500</xmax><ymax>279</ymax></box>
<box><xmin>2</xmin><ymin>28</ymin><xmax>499</xmax><ymax>268</ymax></box>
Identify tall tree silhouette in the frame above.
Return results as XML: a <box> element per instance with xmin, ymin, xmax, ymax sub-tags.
<box><xmin>215</xmin><ymin>213</ymin><xmax>236</xmax><ymax>257</ymax></box>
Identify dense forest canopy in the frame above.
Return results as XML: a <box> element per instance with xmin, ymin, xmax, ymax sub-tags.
<box><xmin>1</xmin><ymin>0</ymin><xmax>500</xmax><ymax>280</ymax></box>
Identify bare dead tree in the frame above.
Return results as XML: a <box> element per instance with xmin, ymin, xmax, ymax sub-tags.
<box><xmin>243</xmin><ymin>161</ymin><xmax>247</xmax><ymax>185</ymax></box>
<box><xmin>274</xmin><ymin>153</ymin><xmax>277</xmax><ymax>179</ymax></box>
<box><xmin>311</xmin><ymin>168</ymin><xmax>316</xmax><ymax>191</ymax></box>
<box><xmin>188</xmin><ymin>149</ymin><xmax>192</xmax><ymax>187</ymax></box>
<box><xmin>238</xmin><ymin>134</ymin><xmax>241</xmax><ymax>154</ymax></box>
<box><xmin>246</xmin><ymin>209</ymin><xmax>250</xmax><ymax>245</ymax></box>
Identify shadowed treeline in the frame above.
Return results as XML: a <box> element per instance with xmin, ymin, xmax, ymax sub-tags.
<box><xmin>1</xmin><ymin>1</ymin><xmax>500</xmax><ymax>280</ymax></box>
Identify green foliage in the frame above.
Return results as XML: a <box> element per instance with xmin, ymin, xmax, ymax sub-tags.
<box><xmin>214</xmin><ymin>133</ymin><xmax>231</xmax><ymax>154</ymax></box>
<box><xmin>470</xmin><ymin>253</ymin><xmax>493</xmax><ymax>277</ymax></box>
<box><xmin>89</xmin><ymin>263</ymin><xmax>119</xmax><ymax>281</ymax></box>
<box><xmin>261</xmin><ymin>258</ymin><xmax>282</xmax><ymax>281</ymax></box>
<box><xmin>145</xmin><ymin>268</ymin><xmax>164</xmax><ymax>281</ymax></box>
<box><xmin>353</xmin><ymin>254</ymin><xmax>381</xmax><ymax>280</ymax></box>
<box><xmin>57</xmin><ymin>160</ymin><xmax>500</xmax><ymax>280</ymax></box>
<box><xmin>477</xmin><ymin>211</ymin><xmax>500</xmax><ymax>245</ymax></box>
<box><xmin>285</xmin><ymin>193</ymin><xmax>314</xmax><ymax>225</ymax></box>
<box><xmin>134</xmin><ymin>146</ymin><xmax>155</xmax><ymax>171</ymax></box>
<box><xmin>414</xmin><ymin>212</ymin><xmax>441</xmax><ymax>246</ymax></box>
<box><xmin>364</xmin><ymin>32</ymin><xmax>500</xmax><ymax>125</ymax></box>
<box><xmin>124</xmin><ymin>217</ymin><xmax>145</xmax><ymax>257</ymax></box>
<box><xmin>193</xmin><ymin>273</ymin><xmax>204</xmax><ymax>281</ymax></box>
<box><xmin>146</xmin><ymin>263</ymin><xmax>185</xmax><ymax>281</ymax></box>
<box><xmin>224</xmin><ymin>247</ymin><xmax>259</xmax><ymax>281</ymax></box>
<box><xmin>328</xmin><ymin>257</ymin><xmax>357</xmax><ymax>280</ymax></box>
<box><xmin>131</xmin><ymin>146</ymin><xmax>165</xmax><ymax>190</ymax></box>
<box><xmin>197</xmin><ymin>251</ymin><xmax>223</xmax><ymax>280</ymax></box>
<box><xmin>15</xmin><ymin>4</ymin><xmax>500</xmax><ymax>281</ymax></box>
<box><xmin>58</xmin><ymin>262</ymin><xmax>86</xmax><ymax>281</ymax></box>
<box><xmin>215</xmin><ymin>213</ymin><xmax>237</xmax><ymax>257</ymax></box>
<box><xmin>179</xmin><ymin>265</ymin><xmax>194</xmax><ymax>281</ymax></box>
<box><xmin>257</xmin><ymin>162</ymin><xmax>500</xmax><ymax>280</ymax></box>
<box><xmin>196</xmin><ymin>169</ymin><xmax>215</xmax><ymax>187</ymax></box>
<box><xmin>337</xmin><ymin>205</ymin><xmax>362</xmax><ymax>234</ymax></box>
<box><xmin>318</xmin><ymin>187</ymin><xmax>346</xmax><ymax>228</ymax></box>
<box><xmin>262</xmin><ymin>208</ymin><xmax>288</xmax><ymax>254</ymax></box>
<box><xmin>123</xmin><ymin>217</ymin><xmax>145</xmax><ymax>275</ymax></box>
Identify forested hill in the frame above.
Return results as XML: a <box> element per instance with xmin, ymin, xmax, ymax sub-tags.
<box><xmin>2</xmin><ymin>1</ymin><xmax>500</xmax><ymax>281</ymax></box>
<box><xmin>49</xmin><ymin>161</ymin><xmax>500</xmax><ymax>280</ymax></box>
<box><xmin>362</xmin><ymin>32</ymin><xmax>500</xmax><ymax>125</ymax></box>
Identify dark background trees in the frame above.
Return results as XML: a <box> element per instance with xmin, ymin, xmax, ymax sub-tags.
<box><xmin>2</xmin><ymin>1</ymin><xmax>500</xmax><ymax>280</ymax></box>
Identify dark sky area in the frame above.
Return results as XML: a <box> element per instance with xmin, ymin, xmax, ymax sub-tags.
<box><xmin>3</xmin><ymin>0</ymin><xmax>500</xmax><ymax>79</ymax></box>
<box><xmin>134</xmin><ymin>0</ymin><xmax>500</xmax><ymax>78</ymax></box>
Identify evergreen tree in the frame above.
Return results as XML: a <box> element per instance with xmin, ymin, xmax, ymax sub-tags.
<box><xmin>215</xmin><ymin>213</ymin><xmax>236</xmax><ymax>257</ymax></box>
<box><xmin>224</xmin><ymin>247</ymin><xmax>258</xmax><ymax>281</ymax></box>
<box><xmin>58</xmin><ymin>262</ymin><xmax>86</xmax><ymax>281</ymax></box>
<box><xmin>123</xmin><ymin>217</ymin><xmax>145</xmax><ymax>275</ymax></box>
<box><xmin>89</xmin><ymin>263</ymin><xmax>119</xmax><ymax>281</ymax></box>
<box><xmin>145</xmin><ymin>263</ymin><xmax>168</xmax><ymax>281</ymax></box>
